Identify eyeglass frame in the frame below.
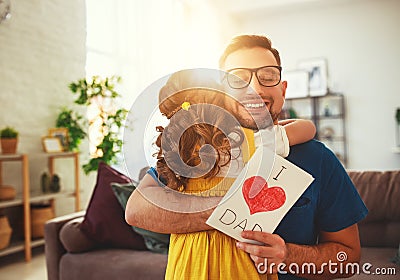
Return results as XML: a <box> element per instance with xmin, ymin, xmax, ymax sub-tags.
<box><xmin>225</xmin><ymin>65</ymin><xmax>283</xmax><ymax>89</ymax></box>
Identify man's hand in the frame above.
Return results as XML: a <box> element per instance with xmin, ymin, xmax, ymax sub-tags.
<box><xmin>236</xmin><ymin>231</ymin><xmax>287</xmax><ymax>274</ymax></box>
<box><xmin>235</xmin><ymin>224</ymin><xmax>361</xmax><ymax>279</ymax></box>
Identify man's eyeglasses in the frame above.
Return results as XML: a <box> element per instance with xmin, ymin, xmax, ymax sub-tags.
<box><xmin>226</xmin><ymin>66</ymin><xmax>282</xmax><ymax>89</ymax></box>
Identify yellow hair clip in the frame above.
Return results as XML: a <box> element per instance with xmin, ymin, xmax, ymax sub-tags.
<box><xmin>181</xmin><ymin>101</ymin><xmax>191</xmax><ymax>111</ymax></box>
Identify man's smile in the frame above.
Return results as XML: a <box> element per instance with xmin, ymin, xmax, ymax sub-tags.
<box><xmin>244</xmin><ymin>102</ymin><xmax>264</xmax><ymax>109</ymax></box>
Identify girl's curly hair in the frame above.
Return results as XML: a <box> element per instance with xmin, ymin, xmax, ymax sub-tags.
<box><xmin>155</xmin><ymin>100</ymin><xmax>244</xmax><ymax>191</ymax></box>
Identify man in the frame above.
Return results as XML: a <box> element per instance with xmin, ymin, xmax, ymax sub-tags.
<box><xmin>126</xmin><ymin>35</ymin><xmax>368</xmax><ymax>279</ymax></box>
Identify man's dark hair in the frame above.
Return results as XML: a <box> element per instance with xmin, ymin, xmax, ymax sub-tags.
<box><xmin>219</xmin><ymin>35</ymin><xmax>281</xmax><ymax>68</ymax></box>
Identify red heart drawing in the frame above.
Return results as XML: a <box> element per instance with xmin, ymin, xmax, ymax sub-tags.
<box><xmin>242</xmin><ymin>176</ymin><xmax>286</xmax><ymax>214</ymax></box>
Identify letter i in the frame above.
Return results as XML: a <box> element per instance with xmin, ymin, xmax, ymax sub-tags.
<box><xmin>273</xmin><ymin>166</ymin><xmax>287</xmax><ymax>181</ymax></box>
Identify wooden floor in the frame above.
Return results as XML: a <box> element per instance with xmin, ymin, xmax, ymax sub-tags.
<box><xmin>0</xmin><ymin>247</ymin><xmax>46</xmax><ymax>280</ymax></box>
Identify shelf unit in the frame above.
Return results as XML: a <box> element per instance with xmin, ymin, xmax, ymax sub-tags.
<box><xmin>0</xmin><ymin>152</ymin><xmax>80</xmax><ymax>262</ymax></box>
<box><xmin>283</xmin><ymin>92</ymin><xmax>348</xmax><ymax>166</ymax></box>
<box><xmin>0</xmin><ymin>154</ymin><xmax>30</xmax><ymax>261</ymax></box>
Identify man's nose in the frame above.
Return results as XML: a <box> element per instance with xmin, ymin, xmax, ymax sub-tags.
<box><xmin>247</xmin><ymin>72</ymin><xmax>262</xmax><ymax>95</ymax></box>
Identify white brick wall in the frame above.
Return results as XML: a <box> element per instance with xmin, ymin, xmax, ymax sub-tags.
<box><xmin>0</xmin><ymin>0</ymin><xmax>95</xmax><ymax>214</ymax></box>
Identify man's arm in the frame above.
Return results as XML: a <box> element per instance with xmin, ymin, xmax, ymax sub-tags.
<box><xmin>236</xmin><ymin>224</ymin><xmax>361</xmax><ymax>279</ymax></box>
<box><xmin>125</xmin><ymin>174</ymin><xmax>221</xmax><ymax>234</ymax></box>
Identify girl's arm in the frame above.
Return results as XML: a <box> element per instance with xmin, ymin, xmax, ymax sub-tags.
<box><xmin>278</xmin><ymin>119</ymin><xmax>316</xmax><ymax>146</ymax></box>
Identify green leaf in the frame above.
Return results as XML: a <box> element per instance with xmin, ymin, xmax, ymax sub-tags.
<box><xmin>55</xmin><ymin>107</ymin><xmax>86</xmax><ymax>152</ymax></box>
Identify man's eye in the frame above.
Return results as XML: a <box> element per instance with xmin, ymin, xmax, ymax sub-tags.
<box><xmin>259</xmin><ymin>75</ymin><xmax>273</xmax><ymax>82</ymax></box>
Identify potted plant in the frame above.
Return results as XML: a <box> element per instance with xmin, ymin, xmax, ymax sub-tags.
<box><xmin>55</xmin><ymin>107</ymin><xmax>87</xmax><ymax>152</ymax></box>
<box><xmin>0</xmin><ymin>126</ymin><xmax>19</xmax><ymax>154</ymax></box>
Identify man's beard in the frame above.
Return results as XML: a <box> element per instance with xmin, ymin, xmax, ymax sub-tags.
<box><xmin>237</xmin><ymin>110</ymin><xmax>275</xmax><ymax>131</ymax></box>
<box><xmin>262</xmin><ymin>96</ymin><xmax>281</xmax><ymax>123</ymax></box>
<box><xmin>269</xmin><ymin>109</ymin><xmax>281</xmax><ymax>123</ymax></box>
<box><xmin>234</xmin><ymin>96</ymin><xmax>280</xmax><ymax>130</ymax></box>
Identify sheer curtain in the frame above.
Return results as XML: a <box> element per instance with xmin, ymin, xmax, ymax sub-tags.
<box><xmin>85</xmin><ymin>0</ymin><xmax>225</xmax><ymax>178</ymax></box>
<box><xmin>86</xmin><ymin>0</ymin><xmax>223</xmax><ymax>105</ymax></box>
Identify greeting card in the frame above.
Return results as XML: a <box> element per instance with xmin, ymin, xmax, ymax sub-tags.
<box><xmin>206</xmin><ymin>148</ymin><xmax>314</xmax><ymax>244</ymax></box>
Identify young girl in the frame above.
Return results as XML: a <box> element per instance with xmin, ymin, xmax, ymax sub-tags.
<box><xmin>143</xmin><ymin>70</ymin><xmax>315</xmax><ymax>280</ymax></box>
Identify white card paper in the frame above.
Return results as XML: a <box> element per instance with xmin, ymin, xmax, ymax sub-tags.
<box><xmin>206</xmin><ymin>148</ymin><xmax>314</xmax><ymax>244</ymax></box>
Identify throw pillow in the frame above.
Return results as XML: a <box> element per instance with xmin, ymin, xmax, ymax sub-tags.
<box><xmin>111</xmin><ymin>182</ymin><xmax>170</xmax><ymax>254</ymax></box>
<box><xmin>60</xmin><ymin>217</ymin><xmax>97</xmax><ymax>253</ymax></box>
<box><xmin>79</xmin><ymin>162</ymin><xmax>146</xmax><ymax>250</ymax></box>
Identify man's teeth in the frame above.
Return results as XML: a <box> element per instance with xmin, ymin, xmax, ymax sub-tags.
<box><xmin>245</xmin><ymin>103</ymin><xmax>265</xmax><ymax>108</ymax></box>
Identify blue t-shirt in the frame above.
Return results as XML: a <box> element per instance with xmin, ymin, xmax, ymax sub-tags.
<box><xmin>149</xmin><ymin>140</ymin><xmax>368</xmax><ymax>280</ymax></box>
<box><xmin>275</xmin><ymin>140</ymin><xmax>368</xmax><ymax>280</ymax></box>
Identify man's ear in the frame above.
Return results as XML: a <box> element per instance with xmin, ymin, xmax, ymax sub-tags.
<box><xmin>281</xmin><ymin>80</ymin><xmax>287</xmax><ymax>98</ymax></box>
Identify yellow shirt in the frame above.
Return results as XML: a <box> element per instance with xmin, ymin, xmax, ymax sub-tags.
<box><xmin>165</xmin><ymin>128</ymin><xmax>278</xmax><ymax>280</ymax></box>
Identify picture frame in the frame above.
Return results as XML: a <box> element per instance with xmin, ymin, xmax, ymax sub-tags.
<box><xmin>48</xmin><ymin>128</ymin><xmax>69</xmax><ymax>151</ymax></box>
<box><xmin>42</xmin><ymin>137</ymin><xmax>63</xmax><ymax>153</ymax></box>
<box><xmin>297</xmin><ymin>58</ymin><xmax>328</xmax><ymax>97</ymax></box>
<box><xmin>282</xmin><ymin>70</ymin><xmax>309</xmax><ymax>99</ymax></box>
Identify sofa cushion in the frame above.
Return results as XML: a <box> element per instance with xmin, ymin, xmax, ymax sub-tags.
<box><xmin>60</xmin><ymin>249</ymin><xmax>168</xmax><ymax>280</ymax></box>
<box><xmin>336</xmin><ymin>247</ymin><xmax>399</xmax><ymax>280</ymax></box>
<box><xmin>348</xmin><ymin>170</ymin><xmax>400</xmax><ymax>248</ymax></box>
<box><xmin>357</xmin><ymin>247</ymin><xmax>399</xmax><ymax>279</ymax></box>
<box><xmin>80</xmin><ymin>162</ymin><xmax>146</xmax><ymax>250</ymax></box>
<box><xmin>111</xmin><ymin>182</ymin><xmax>170</xmax><ymax>254</ymax></box>
<box><xmin>60</xmin><ymin>217</ymin><xmax>97</xmax><ymax>253</ymax></box>
<box><xmin>348</xmin><ymin>171</ymin><xmax>400</xmax><ymax>223</ymax></box>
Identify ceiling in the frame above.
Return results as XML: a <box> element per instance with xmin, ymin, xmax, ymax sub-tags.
<box><xmin>207</xmin><ymin>0</ymin><xmax>366</xmax><ymax>19</ymax></box>
<box><xmin>214</xmin><ymin>0</ymin><xmax>322</xmax><ymax>14</ymax></box>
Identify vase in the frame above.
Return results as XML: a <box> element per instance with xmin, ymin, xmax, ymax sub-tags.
<box><xmin>1</xmin><ymin>138</ymin><xmax>18</xmax><ymax>154</ymax></box>
<box><xmin>41</xmin><ymin>172</ymin><xmax>50</xmax><ymax>193</ymax></box>
<box><xmin>0</xmin><ymin>215</ymin><xmax>12</xmax><ymax>249</ymax></box>
<box><xmin>49</xmin><ymin>174</ymin><xmax>61</xmax><ymax>193</ymax></box>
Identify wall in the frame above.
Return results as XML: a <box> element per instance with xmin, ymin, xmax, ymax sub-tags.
<box><xmin>0</xmin><ymin>0</ymin><xmax>94</xmax><ymax>215</ymax></box>
<box><xmin>226</xmin><ymin>0</ymin><xmax>400</xmax><ymax>170</ymax></box>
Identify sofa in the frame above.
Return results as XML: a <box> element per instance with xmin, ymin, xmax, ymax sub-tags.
<box><xmin>340</xmin><ymin>170</ymin><xmax>399</xmax><ymax>279</ymax></box>
<box><xmin>45</xmin><ymin>163</ymin><xmax>169</xmax><ymax>280</ymax></box>
<box><xmin>45</xmin><ymin>168</ymin><xmax>399</xmax><ymax>280</ymax></box>
<box><xmin>45</xmin><ymin>211</ymin><xmax>168</xmax><ymax>280</ymax></box>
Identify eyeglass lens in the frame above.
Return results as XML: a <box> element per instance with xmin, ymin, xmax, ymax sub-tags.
<box><xmin>227</xmin><ymin>66</ymin><xmax>281</xmax><ymax>89</ymax></box>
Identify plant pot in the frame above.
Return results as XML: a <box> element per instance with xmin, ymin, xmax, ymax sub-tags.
<box><xmin>1</xmin><ymin>138</ymin><xmax>18</xmax><ymax>154</ymax></box>
<box><xmin>0</xmin><ymin>185</ymin><xmax>16</xmax><ymax>201</ymax></box>
<box><xmin>0</xmin><ymin>215</ymin><xmax>12</xmax><ymax>249</ymax></box>
<box><xmin>31</xmin><ymin>205</ymin><xmax>54</xmax><ymax>238</ymax></box>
